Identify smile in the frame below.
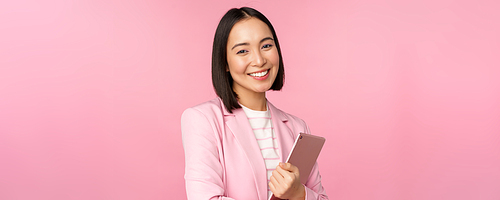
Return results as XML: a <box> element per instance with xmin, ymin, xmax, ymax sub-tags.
<box><xmin>248</xmin><ymin>69</ymin><xmax>269</xmax><ymax>77</ymax></box>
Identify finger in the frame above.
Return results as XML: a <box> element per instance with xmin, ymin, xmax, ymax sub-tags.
<box><xmin>275</xmin><ymin>165</ymin><xmax>287</xmax><ymax>175</ymax></box>
<box><xmin>269</xmin><ymin>175</ymin><xmax>282</xmax><ymax>192</ymax></box>
<box><xmin>276</xmin><ymin>166</ymin><xmax>297</xmax><ymax>185</ymax></box>
<box><xmin>269</xmin><ymin>174</ymin><xmax>285</xmax><ymax>197</ymax></box>
<box><xmin>281</xmin><ymin>163</ymin><xmax>301</xmax><ymax>181</ymax></box>
<box><xmin>281</xmin><ymin>162</ymin><xmax>299</xmax><ymax>173</ymax></box>
<box><xmin>272</xmin><ymin>168</ymin><xmax>285</xmax><ymax>183</ymax></box>
<box><xmin>276</xmin><ymin>165</ymin><xmax>292</xmax><ymax>178</ymax></box>
<box><xmin>288</xmin><ymin>164</ymin><xmax>300</xmax><ymax>179</ymax></box>
<box><xmin>269</xmin><ymin>178</ymin><xmax>277</xmax><ymax>192</ymax></box>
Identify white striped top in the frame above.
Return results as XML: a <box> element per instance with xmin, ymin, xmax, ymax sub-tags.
<box><xmin>241</xmin><ymin>104</ymin><xmax>280</xmax><ymax>199</ymax></box>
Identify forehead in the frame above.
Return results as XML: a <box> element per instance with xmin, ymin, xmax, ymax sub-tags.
<box><xmin>227</xmin><ymin>17</ymin><xmax>273</xmax><ymax>44</ymax></box>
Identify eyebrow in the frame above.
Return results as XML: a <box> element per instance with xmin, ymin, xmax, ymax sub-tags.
<box><xmin>231</xmin><ymin>37</ymin><xmax>274</xmax><ymax>50</ymax></box>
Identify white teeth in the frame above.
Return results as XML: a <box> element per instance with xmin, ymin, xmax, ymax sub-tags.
<box><xmin>249</xmin><ymin>70</ymin><xmax>269</xmax><ymax>77</ymax></box>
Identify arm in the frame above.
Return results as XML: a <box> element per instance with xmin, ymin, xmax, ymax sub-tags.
<box><xmin>303</xmin><ymin>162</ymin><xmax>329</xmax><ymax>200</ymax></box>
<box><xmin>181</xmin><ymin>108</ymin><xmax>235</xmax><ymax>200</ymax></box>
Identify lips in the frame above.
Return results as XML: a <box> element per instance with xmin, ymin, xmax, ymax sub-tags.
<box><xmin>248</xmin><ymin>69</ymin><xmax>269</xmax><ymax>77</ymax></box>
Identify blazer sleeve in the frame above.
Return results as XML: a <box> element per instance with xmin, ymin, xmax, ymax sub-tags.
<box><xmin>181</xmin><ymin>108</ymin><xmax>235</xmax><ymax>200</ymax></box>
<box><xmin>304</xmin><ymin>163</ymin><xmax>329</xmax><ymax>200</ymax></box>
<box><xmin>303</xmin><ymin>123</ymin><xmax>329</xmax><ymax>200</ymax></box>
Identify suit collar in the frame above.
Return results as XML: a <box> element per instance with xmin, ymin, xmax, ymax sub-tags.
<box><xmin>267</xmin><ymin>101</ymin><xmax>288</xmax><ymax>123</ymax></box>
<box><xmin>267</xmin><ymin>101</ymin><xmax>295</xmax><ymax>164</ymax></box>
<box><xmin>220</xmin><ymin>98</ymin><xmax>233</xmax><ymax>117</ymax></box>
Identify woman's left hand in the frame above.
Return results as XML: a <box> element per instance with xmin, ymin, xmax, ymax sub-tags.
<box><xmin>269</xmin><ymin>162</ymin><xmax>306</xmax><ymax>200</ymax></box>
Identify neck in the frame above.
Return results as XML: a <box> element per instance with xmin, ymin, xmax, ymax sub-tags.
<box><xmin>235</xmin><ymin>90</ymin><xmax>267</xmax><ymax>111</ymax></box>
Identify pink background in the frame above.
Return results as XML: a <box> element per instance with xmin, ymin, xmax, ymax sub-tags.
<box><xmin>1</xmin><ymin>0</ymin><xmax>499</xmax><ymax>199</ymax></box>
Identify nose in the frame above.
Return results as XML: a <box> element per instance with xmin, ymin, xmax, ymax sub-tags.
<box><xmin>251</xmin><ymin>50</ymin><xmax>266</xmax><ymax>67</ymax></box>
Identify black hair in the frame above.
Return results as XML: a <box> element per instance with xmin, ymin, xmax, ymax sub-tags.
<box><xmin>211</xmin><ymin>7</ymin><xmax>285</xmax><ymax>113</ymax></box>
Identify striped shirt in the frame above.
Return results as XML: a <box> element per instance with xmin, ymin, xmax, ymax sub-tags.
<box><xmin>241</xmin><ymin>104</ymin><xmax>280</xmax><ymax>198</ymax></box>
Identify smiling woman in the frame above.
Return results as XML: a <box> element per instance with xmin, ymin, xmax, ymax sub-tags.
<box><xmin>181</xmin><ymin>7</ymin><xmax>328</xmax><ymax>200</ymax></box>
<box><xmin>226</xmin><ymin>17</ymin><xmax>280</xmax><ymax>111</ymax></box>
<box><xmin>211</xmin><ymin>7</ymin><xmax>285</xmax><ymax>114</ymax></box>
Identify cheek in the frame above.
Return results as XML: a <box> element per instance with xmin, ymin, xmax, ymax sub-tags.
<box><xmin>227</xmin><ymin>57</ymin><xmax>247</xmax><ymax>74</ymax></box>
<box><xmin>268</xmin><ymin>50</ymin><xmax>280</xmax><ymax>67</ymax></box>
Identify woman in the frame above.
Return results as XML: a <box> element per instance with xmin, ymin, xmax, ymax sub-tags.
<box><xmin>181</xmin><ymin>7</ymin><xmax>329</xmax><ymax>200</ymax></box>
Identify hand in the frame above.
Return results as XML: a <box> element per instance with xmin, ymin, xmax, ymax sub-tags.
<box><xmin>269</xmin><ymin>162</ymin><xmax>305</xmax><ymax>200</ymax></box>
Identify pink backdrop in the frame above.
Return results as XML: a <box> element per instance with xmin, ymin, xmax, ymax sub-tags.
<box><xmin>1</xmin><ymin>0</ymin><xmax>499</xmax><ymax>199</ymax></box>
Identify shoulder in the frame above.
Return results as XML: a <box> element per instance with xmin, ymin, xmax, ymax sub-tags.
<box><xmin>181</xmin><ymin>98</ymin><xmax>225</xmax><ymax>124</ymax></box>
<box><xmin>183</xmin><ymin>98</ymin><xmax>223</xmax><ymax>114</ymax></box>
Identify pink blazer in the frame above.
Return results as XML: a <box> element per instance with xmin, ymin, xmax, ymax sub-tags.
<box><xmin>181</xmin><ymin>98</ymin><xmax>328</xmax><ymax>200</ymax></box>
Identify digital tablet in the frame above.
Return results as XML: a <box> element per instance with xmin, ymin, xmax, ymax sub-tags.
<box><xmin>269</xmin><ymin>133</ymin><xmax>326</xmax><ymax>200</ymax></box>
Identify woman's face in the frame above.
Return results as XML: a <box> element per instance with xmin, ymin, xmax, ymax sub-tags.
<box><xmin>226</xmin><ymin>17</ymin><xmax>279</xmax><ymax>98</ymax></box>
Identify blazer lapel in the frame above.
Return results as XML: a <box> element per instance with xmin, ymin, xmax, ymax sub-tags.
<box><xmin>268</xmin><ymin>101</ymin><xmax>295</xmax><ymax>163</ymax></box>
<box><xmin>222</xmin><ymin>101</ymin><xmax>268</xmax><ymax>200</ymax></box>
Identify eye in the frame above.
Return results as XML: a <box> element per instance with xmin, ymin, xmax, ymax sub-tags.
<box><xmin>262</xmin><ymin>44</ymin><xmax>273</xmax><ymax>49</ymax></box>
<box><xmin>236</xmin><ymin>49</ymin><xmax>248</xmax><ymax>54</ymax></box>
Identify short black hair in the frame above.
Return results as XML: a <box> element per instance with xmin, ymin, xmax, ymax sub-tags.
<box><xmin>212</xmin><ymin>7</ymin><xmax>285</xmax><ymax>113</ymax></box>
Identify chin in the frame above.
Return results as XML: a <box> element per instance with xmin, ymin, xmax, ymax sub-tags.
<box><xmin>255</xmin><ymin>86</ymin><xmax>273</xmax><ymax>93</ymax></box>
